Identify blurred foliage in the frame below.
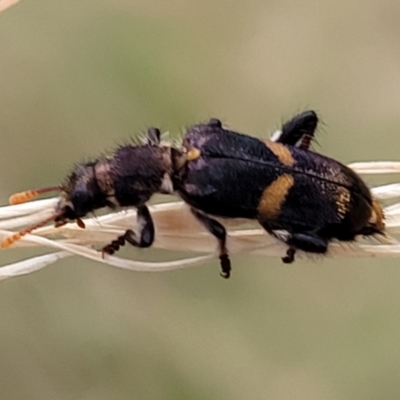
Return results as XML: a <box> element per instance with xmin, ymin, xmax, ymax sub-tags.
<box><xmin>1</xmin><ymin>0</ymin><xmax>400</xmax><ymax>399</ymax></box>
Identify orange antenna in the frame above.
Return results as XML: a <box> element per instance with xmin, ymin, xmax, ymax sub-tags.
<box><xmin>9</xmin><ymin>186</ymin><xmax>62</xmax><ymax>205</ymax></box>
<box><xmin>1</xmin><ymin>210</ymin><xmax>64</xmax><ymax>249</ymax></box>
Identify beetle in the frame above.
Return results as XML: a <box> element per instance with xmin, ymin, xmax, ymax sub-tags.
<box><xmin>1</xmin><ymin>111</ymin><xmax>384</xmax><ymax>279</ymax></box>
<box><xmin>172</xmin><ymin>113</ymin><xmax>385</xmax><ymax>277</ymax></box>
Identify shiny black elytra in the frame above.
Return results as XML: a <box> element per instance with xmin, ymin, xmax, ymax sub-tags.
<box><xmin>173</xmin><ymin>112</ymin><xmax>384</xmax><ymax>277</ymax></box>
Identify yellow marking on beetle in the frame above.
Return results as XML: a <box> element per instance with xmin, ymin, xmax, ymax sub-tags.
<box><xmin>94</xmin><ymin>161</ymin><xmax>114</xmax><ymax>195</ymax></box>
<box><xmin>257</xmin><ymin>174</ymin><xmax>294</xmax><ymax>219</ymax></box>
<box><xmin>186</xmin><ymin>148</ymin><xmax>201</xmax><ymax>161</ymax></box>
<box><xmin>369</xmin><ymin>199</ymin><xmax>385</xmax><ymax>231</ymax></box>
<box><xmin>336</xmin><ymin>188</ymin><xmax>351</xmax><ymax>219</ymax></box>
<box><xmin>264</xmin><ymin>141</ymin><xmax>295</xmax><ymax>166</ymax></box>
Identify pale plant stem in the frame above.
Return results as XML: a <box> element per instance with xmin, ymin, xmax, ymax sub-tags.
<box><xmin>1</xmin><ymin>161</ymin><xmax>400</xmax><ymax>280</ymax></box>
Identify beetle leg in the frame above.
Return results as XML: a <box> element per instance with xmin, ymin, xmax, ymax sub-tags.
<box><xmin>281</xmin><ymin>232</ymin><xmax>328</xmax><ymax>263</ymax></box>
<box><xmin>266</xmin><ymin>226</ymin><xmax>328</xmax><ymax>263</ymax></box>
<box><xmin>190</xmin><ymin>208</ymin><xmax>231</xmax><ymax>279</ymax></box>
<box><xmin>282</xmin><ymin>247</ymin><xmax>296</xmax><ymax>263</ymax></box>
<box><xmin>288</xmin><ymin>232</ymin><xmax>328</xmax><ymax>253</ymax></box>
<box><xmin>102</xmin><ymin>205</ymin><xmax>154</xmax><ymax>256</ymax></box>
<box><xmin>273</xmin><ymin>110</ymin><xmax>318</xmax><ymax>150</ymax></box>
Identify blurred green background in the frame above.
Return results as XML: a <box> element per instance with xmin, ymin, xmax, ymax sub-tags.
<box><xmin>1</xmin><ymin>1</ymin><xmax>400</xmax><ymax>399</ymax></box>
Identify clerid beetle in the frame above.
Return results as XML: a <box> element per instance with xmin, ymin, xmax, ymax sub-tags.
<box><xmin>1</xmin><ymin>111</ymin><xmax>384</xmax><ymax>279</ymax></box>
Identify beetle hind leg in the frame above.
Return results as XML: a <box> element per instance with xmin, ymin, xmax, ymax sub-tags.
<box><xmin>288</xmin><ymin>232</ymin><xmax>328</xmax><ymax>252</ymax></box>
<box><xmin>282</xmin><ymin>247</ymin><xmax>296</xmax><ymax>263</ymax></box>
<box><xmin>283</xmin><ymin>232</ymin><xmax>328</xmax><ymax>262</ymax></box>
<box><xmin>274</xmin><ymin>110</ymin><xmax>318</xmax><ymax>150</ymax></box>
<box><xmin>268</xmin><ymin>228</ymin><xmax>329</xmax><ymax>263</ymax></box>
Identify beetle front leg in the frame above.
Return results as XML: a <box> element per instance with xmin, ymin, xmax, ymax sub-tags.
<box><xmin>102</xmin><ymin>205</ymin><xmax>155</xmax><ymax>256</ymax></box>
<box><xmin>191</xmin><ymin>208</ymin><xmax>231</xmax><ymax>279</ymax></box>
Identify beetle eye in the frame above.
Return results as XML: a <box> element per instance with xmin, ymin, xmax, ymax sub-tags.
<box><xmin>70</xmin><ymin>189</ymin><xmax>94</xmax><ymax>217</ymax></box>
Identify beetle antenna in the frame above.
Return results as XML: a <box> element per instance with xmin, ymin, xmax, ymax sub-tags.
<box><xmin>0</xmin><ymin>209</ymin><xmax>65</xmax><ymax>248</ymax></box>
<box><xmin>9</xmin><ymin>186</ymin><xmax>62</xmax><ymax>205</ymax></box>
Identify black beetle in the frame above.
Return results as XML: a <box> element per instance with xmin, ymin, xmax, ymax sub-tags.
<box><xmin>2</xmin><ymin>111</ymin><xmax>384</xmax><ymax>279</ymax></box>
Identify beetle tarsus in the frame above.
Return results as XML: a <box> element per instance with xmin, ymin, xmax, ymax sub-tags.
<box><xmin>282</xmin><ymin>248</ymin><xmax>296</xmax><ymax>263</ymax></box>
<box><xmin>219</xmin><ymin>254</ymin><xmax>231</xmax><ymax>279</ymax></box>
<box><xmin>102</xmin><ymin>205</ymin><xmax>155</xmax><ymax>256</ymax></box>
